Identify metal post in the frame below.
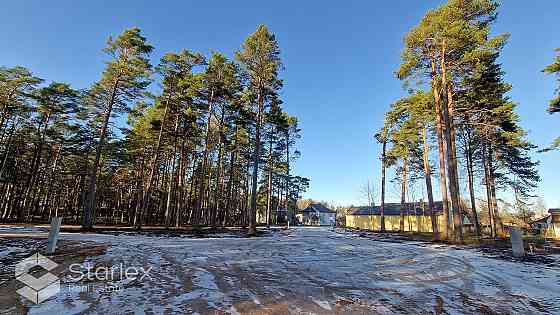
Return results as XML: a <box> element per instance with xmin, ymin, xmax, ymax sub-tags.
<box><xmin>47</xmin><ymin>217</ymin><xmax>62</xmax><ymax>254</ymax></box>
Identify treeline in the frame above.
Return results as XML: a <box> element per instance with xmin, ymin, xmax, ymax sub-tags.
<box><xmin>377</xmin><ymin>0</ymin><xmax>543</xmax><ymax>242</ymax></box>
<box><xmin>0</xmin><ymin>25</ymin><xmax>309</xmax><ymax>233</ymax></box>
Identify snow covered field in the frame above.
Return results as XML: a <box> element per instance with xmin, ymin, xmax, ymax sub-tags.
<box><xmin>1</xmin><ymin>227</ymin><xmax>559</xmax><ymax>314</ymax></box>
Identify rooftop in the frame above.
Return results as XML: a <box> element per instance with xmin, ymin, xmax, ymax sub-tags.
<box><xmin>301</xmin><ymin>204</ymin><xmax>336</xmax><ymax>213</ymax></box>
<box><xmin>347</xmin><ymin>201</ymin><xmax>444</xmax><ymax>216</ymax></box>
<box><xmin>530</xmin><ymin>214</ymin><xmax>551</xmax><ymax>224</ymax></box>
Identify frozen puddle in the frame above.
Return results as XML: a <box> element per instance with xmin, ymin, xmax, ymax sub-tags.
<box><xmin>4</xmin><ymin>227</ymin><xmax>560</xmax><ymax>314</ymax></box>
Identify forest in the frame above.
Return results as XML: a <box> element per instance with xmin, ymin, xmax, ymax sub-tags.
<box><xmin>0</xmin><ymin>25</ymin><xmax>310</xmax><ymax>235</ymax></box>
<box><xmin>375</xmin><ymin>0</ymin><xmax>560</xmax><ymax>242</ymax></box>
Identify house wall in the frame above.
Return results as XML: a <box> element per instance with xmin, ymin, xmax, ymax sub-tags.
<box><xmin>318</xmin><ymin>212</ymin><xmax>336</xmax><ymax>226</ymax></box>
<box><xmin>346</xmin><ymin>214</ymin><xmax>445</xmax><ymax>233</ymax></box>
<box><xmin>548</xmin><ymin>214</ymin><xmax>559</xmax><ymax>239</ymax></box>
<box><xmin>540</xmin><ymin>224</ymin><xmax>559</xmax><ymax>239</ymax></box>
<box><xmin>545</xmin><ymin>214</ymin><xmax>560</xmax><ymax>239</ymax></box>
<box><xmin>297</xmin><ymin>212</ymin><xmax>336</xmax><ymax>226</ymax></box>
<box><xmin>548</xmin><ymin>224</ymin><xmax>559</xmax><ymax>239</ymax></box>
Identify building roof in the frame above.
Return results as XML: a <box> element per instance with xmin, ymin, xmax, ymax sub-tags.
<box><xmin>301</xmin><ymin>203</ymin><xmax>336</xmax><ymax>213</ymax></box>
<box><xmin>347</xmin><ymin>201</ymin><xmax>444</xmax><ymax>216</ymax></box>
<box><xmin>530</xmin><ymin>214</ymin><xmax>551</xmax><ymax>225</ymax></box>
<box><xmin>549</xmin><ymin>208</ymin><xmax>560</xmax><ymax>214</ymax></box>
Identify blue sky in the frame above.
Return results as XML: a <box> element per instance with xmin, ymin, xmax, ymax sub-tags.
<box><xmin>1</xmin><ymin>1</ymin><xmax>559</xmax><ymax>208</ymax></box>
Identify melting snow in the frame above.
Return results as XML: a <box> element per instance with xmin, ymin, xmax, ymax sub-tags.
<box><xmin>1</xmin><ymin>227</ymin><xmax>559</xmax><ymax>314</ymax></box>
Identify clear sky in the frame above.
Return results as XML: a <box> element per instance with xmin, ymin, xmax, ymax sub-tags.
<box><xmin>1</xmin><ymin>1</ymin><xmax>559</xmax><ymax>208</ymax></box>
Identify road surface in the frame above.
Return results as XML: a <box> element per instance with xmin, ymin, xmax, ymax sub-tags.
<box><xmin>1</xmin><ymin>226</ymin><xmax>559</xmax><ymax>314</ymax></box>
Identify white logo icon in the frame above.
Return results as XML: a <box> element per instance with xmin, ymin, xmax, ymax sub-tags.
<box><xmin>15</xmin><ymin>253</ymin><xmax>60</xmax><ymax>304</ymax></box>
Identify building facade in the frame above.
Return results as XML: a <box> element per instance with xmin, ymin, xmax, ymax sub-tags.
<box><xmin>345</xmin><ymin>202</ymin><xmax>444</xmax><ymax>232</ymax></box>
<box><xmin>546</xmin><ymin>209</ymin><xmax>559</xmax><ymax>239</ymax></box>
<box><xmin>529</xmin><ymin>209</ymin><xmax>560</xmax><ymax>239</ymax></box>
<box><xmin>297</xmin><ymin>204</ymin><xmax>336</xmax><ymax>226</ymax></box>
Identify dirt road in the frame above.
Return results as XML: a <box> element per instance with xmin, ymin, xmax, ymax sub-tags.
<box><xmin>1</xmin><ymin>227</ymin><xmax>559</xmax><ymax>314</ymax></box>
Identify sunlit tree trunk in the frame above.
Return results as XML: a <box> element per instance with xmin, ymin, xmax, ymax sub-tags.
<box><xmin>400</xmin><ymin>157</ymin><xmax>408</xmax><ymax>232</ymax></box>
<box><xmin>440</xmin><ymin>44</ymin><xmax>463</xmax><ymax>242</ymax></box>
<box><xmin>84</xmin><ymin>78</ymin><xmax>120</xmax><ymax>230</ymax></box>
<box><xmin>194</xmin><ymin>90</ymin><xmax>214</xmax><ymax>227</ymax></box>
<box><xmin>431</xmin><ymin>59</ymin><xmax>450</xmax><ymax>240</ymax></box>
<box><xmin>380</xmin><ymin>139</ymin><xmax>387</xmax><ymax>232</ymax></box>
<box><xmin>422</xmin><ymin>127</ymin><xmax>438</xmax><ymax>237</ymax></box>
<box><xmin>249</xmin><ymin>93</ymin><xmax>264</xmax><ymax>235</ymax></box>
<box><xmin>135</xmin><ymin>97</ymin><xmax>169</xmax><ymax>229</ymax></box>
<box><xmin>465</xmin><ymin>131</ymin><xmax>481</xmax><ymax>237</ymax></box>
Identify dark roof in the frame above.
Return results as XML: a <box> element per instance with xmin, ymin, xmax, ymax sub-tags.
<box><xmin>348</xmin><ymin>202</ymin><xmax>444</xmax><ymax>216</ymax></box>
<box><xmin>529</xmin><ymin>214</ymin><xmax>551</xmax><ymax>224</ymax></box>
<box><xmin>301</xmin><ymin>204</ymin><xmax>336</xmax><ymax>213</ymax></box>
<box><xmin>549</xmin><ymin>208</ymin><xmax>560</xmax><ymax>214</ymax></box>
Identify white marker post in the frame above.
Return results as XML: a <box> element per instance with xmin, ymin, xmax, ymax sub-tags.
<box><xmin>510</xmin><ymin>227</ymin><xmax>525</xmax><ymax>258</ymax></box>
<box><xmin>47</xmin><ymin>217</ymin><xmax>62</xmax><ymax>254</ymax></box>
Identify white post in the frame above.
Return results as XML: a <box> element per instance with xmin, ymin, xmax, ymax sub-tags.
<box><xmin>510</xmin><ymin>227</ymin><xmax>525</xmax><ymax>258</ymax></box>
<box><xmin>47</xmin><ymin>217</ymin><xmax>62</xmax><ymax>254</ymax></box>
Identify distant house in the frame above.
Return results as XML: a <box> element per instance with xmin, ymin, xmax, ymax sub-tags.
<box><xmin>531</xmin><ymin>209</ymin><xmax>560</xmax><ymax>239</ymax></box>
<box><xmin>550</xmin><ymin>209</ymin><xmax>560</xmax><ymax>239</ymax></box>
<box><xmin>530</xmin><ymin>214</ymin><xmax>551</xmax><ymax>233</ymax></box>
<box><xmin>297</xmin><ymin>204</ymin><xmax>336</xmax><ymax>226</ymax></box>
<box><xmin>345</xmin><ymin>202</ymin><xmax>445</xmax><ymax>232</ymax></box>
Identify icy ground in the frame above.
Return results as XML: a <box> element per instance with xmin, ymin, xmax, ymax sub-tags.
<box><xmin>2</xmin><ymin>227</ymin><xmax>560</xmax><ymax>314</ymax></box>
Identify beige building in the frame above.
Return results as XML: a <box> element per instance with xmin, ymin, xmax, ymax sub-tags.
<box><xmin>531</xmin><ymin>209</ymin><xmax>560</xmax><ymax>239</ymax></box>
<box><xmin>345</xmin><ymin>202</ymin><xmax>444</xmax><ymax>233</ymax></box>
<box><xmin>550</xmin><ymin>209</ymin><xmax>560</xmax><ymax>239</ymax></box>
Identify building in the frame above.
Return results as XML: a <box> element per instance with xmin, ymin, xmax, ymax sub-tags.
<box><xmin>549</xmin><ymin>209</ymin><xmax>560</xmax><ymax>239</ymax></box>
<box><xmin>529</xmin><ymin>214</ymin><xmax>551</xmax><ymax>234</ymax></box>
<box><xmin>345</xmin><ymin>202</ymin><xmax>445</xmax><ymax>232</ymax></box>
<box><xmin>297</xmin><ymin>204</ymin><xmax>336</xmax><ymax>226</ymax></box>
<box><xmin>531</xmin><ymin>209</ymin><xmax>560</xmax><ymax>239</ymax></box>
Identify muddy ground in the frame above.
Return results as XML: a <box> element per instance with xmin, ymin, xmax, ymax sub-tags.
<box><xmin>0</xmin><ymin>226</ymin><xmax>559</xmax><ymax>314</ymax></box>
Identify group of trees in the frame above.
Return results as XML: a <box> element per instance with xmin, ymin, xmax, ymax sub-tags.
<box><xmin>376</xmin><ymin>0</ymin><xmax>541</xmax><ymax>242</ymax></box>
<box><xmin>0</xmin><ymin>25</ymin><xmax>309</xmax><ymax>233</ymax></box>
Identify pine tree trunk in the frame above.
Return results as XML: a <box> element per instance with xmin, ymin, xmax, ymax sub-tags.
<box><xmin>400</xmin><ymin>157</ymin><xmax>408</xmax><ymax>232</ymax></box>
<box><xmin>446</xmin><ymin>84</ymin><xmax>464</xmax><ymax>241</ymax></box>
<box><xmin>135</xmin><ymin>97</ymin><xmax>169</xmax><ymax>229</ymax></box>
<box><xmin>244</xmin><ymin>161</ymin><xmax>251</xmax><ymax>227</ymax></box>
<box><xmin>165</xmin><ymin>115</ymin><xmax>180</xmax><ymax>227</ymax></box>
<box><xmin>249</xmin><ymin>93</ymin><xmax>264</xmax><ymax>236</ymax></box>
<box><xmin>440</xmin><ymin>44</ymin><xmax>463</xmax><ymax>242</ymax></box>
<box><xmin>488</xmin><ymin>147</ymin><xmax>503</xmax><ymax>236</ymax></box>
<box><xmin>482</xmin><ymin>144</ymin><xmax>495</xmax><ymax>238</ymax></box>
<box><xmin>22</xmin><ymin>113</ymin><xmax>50</xmax><ymax>221</ymax></box>
<box><xmin>380</xmin><ymin>139</ymin><xmax>386</xmax><ymax>232</ymax></box>
<box><xmin>266</xmin><ymin>126</ymin><xmax>274</xmax><ymax>228</ymax></box>
<box><xmin>175</xmin><ymin>135</ymin><xmax>186</xmax><ymax>228</ymax></box>
<box><xmin>84</xmin><ymin>78</ymin><xmax>120</xmax><ymax>230</ymax></box>
<box><xmin>284</xmin><ymin>129</ymin><xmax>290</xmax><ymax>226</ymax></box>
<box><xmin>431</xmin><ymin>59</ymin><xmax>451</xmax><ymax>240</ymax></box>
<box><xmin>41</xmin><ymin>144</ymin><xmax>62</xmax><ymax>217</ymax></box>
<box><xmin>194</xmin><ymin>90</ymin><xmax>214</xmax><ymax>227</ymax></box>
<box><xmin>422</xmin><ymin>127</ymin><xmax>438</xmax><ymax>237</ymax></box>
<box><xmin>465</xmin><ymin>133</ymin><xmax>481</xmax><ymax>237</ymax></box>
<box><xmin>212</xmin><ymin>108</ymin><xmax>226</xmax><ymax>228</ymax></box>
<box><xmin>224</xmin><ymin>127</ymin><xmax>238</xmax><ymax>226</ymax></box>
